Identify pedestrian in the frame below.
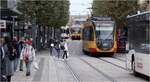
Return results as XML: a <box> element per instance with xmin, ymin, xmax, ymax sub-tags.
<box><xmin>18</xmin><ymin>37</ymin><xmax>25</xmax><ymax>71</ymax></box>
<box><xmin>4</xmin><ymin>37</ymin><xmax>15</xmax><ymax>82</ymax></box>
<box><xmin>0</xmin><ymin>36</ymin><xmax>7</xmax><ymax>81</ymax></box>
<box><xmin>60</xmin><ymin>39</ymin><xmax>65</xmax><ymax>50</ymax></box>
<box><xmin>62</xmin><ymin>40</ymin><xmax>69</xmax><ymax>59</ymax></box>
<box><xmin>20</xmin><ymin>40</ymin><xmax>36</xmax><ymax>76</ymax></box>
<box><xmin>55</xmin><ymin>40</ymin><xmax>61</xmax><ymax>59</ymax></box>
<box><xmin>12</xmin><ymin>37</ymin><xmax>19</xmax><ymax>72</ymax></box>
<box><xmin>49</xmin><ymin>37</ymin><xmax>54</xmax><ymax>56</ymax></box>
<box><xmin>30</xmin><ymin>38</ymin><xmax>36</xmax><ymax>49</ymax></box>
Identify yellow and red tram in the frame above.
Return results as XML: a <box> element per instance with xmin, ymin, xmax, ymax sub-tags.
<box><xmin>82</xmin><ymin>17</ymin><xmax>117</xmax><ymax>55</ymax></box>
<box><xmin>70</xmin><ymin>27</ymin><xmax>82</xmax><ymax>40</ymax></box>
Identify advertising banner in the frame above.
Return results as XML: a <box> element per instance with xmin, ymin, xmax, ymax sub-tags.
<box><xmin>0</xmin><ymin>20</ymin><xmax>6</xmax><ymax>29</ymax></box>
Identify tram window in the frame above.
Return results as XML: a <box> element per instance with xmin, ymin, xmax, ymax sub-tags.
<box><xmin>87</xmin><ymin>27</ymin><xmax>90</xmax><ymax>40</ymax></box>
<box><xmin>130</xmin><ymin>21</ymin><xmax>148</xmax><ymax>54</ymax></box>
<box><xmin>82</xmin><ymin>29</ymin><xmax>84</xmax><ymax>40</ymax></box>
<box><xmin>146</xmin><ymin>24</ymin><xmax>150</xmax><ymax>54</ymax></box>
<box><xmin>83</xmin><ymin>28</ymin><xmax>86</xmax><ymax>40</ymax></box>
<box><xmin>84</xmin><ymin>27</ymin><xmax>88</xmax><ymax>40</ymax></box>
<box><xmin>89</xmin><ymin>26</ymin><xmax>94</xmax><ymax>41</ymax></box>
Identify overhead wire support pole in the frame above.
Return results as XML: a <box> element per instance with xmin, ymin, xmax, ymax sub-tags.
<box><xmin>87</xmin><ymin>2</ymin><xmax>97</xmax><ymax>17</ymax></box>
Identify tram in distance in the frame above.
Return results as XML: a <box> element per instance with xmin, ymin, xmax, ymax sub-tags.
<box><xmin>70</xmin><ymin>27</ymin><xmax>82</xmax><ymax>40</ymax></box>
<box><xmin>82</xmin><ymin>17</ymin><xmax>117</xmax><ymax>56</ymax></box>
<box><xmin>126</xmin><ymin>11</ymin><xmax>150</xmax><ymax>78</ymax></box>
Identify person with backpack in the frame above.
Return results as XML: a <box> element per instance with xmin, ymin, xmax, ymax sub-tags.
<box><xmin>4</xmin><ymin>37</ymin><xmax>15</xmax><ymax>82</ymax></box>
<box><xmin>18</xmin><ymin>37</ymin><xmax>25</xmax><ymax>71</ymax></box>
<box><xmin>20</xmin><ymin>40</ymin><xmax>36</xmax><ymax>76</ymax></box>
<box><xmin>55</xmin><ymin>40</ymin><xmax>61</xmax><ymax>59</ymax></box>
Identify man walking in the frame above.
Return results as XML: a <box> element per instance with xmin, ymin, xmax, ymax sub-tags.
<box><xmin>12</xmin><ymin>37</ymin><xmax>19</xmax><ymax>72</ymax></box>
<box><xmin>55</xmin><ymin>40</ymin><xmax>61</xmax><ymax>59</ymax></box>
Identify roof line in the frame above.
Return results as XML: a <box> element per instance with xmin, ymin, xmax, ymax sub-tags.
<box><xmin>127</xmin><ymin>11</ymin><xmax>150</xmax><ymax>18</ymax></box>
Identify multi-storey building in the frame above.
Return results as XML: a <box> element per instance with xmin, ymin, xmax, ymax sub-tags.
<box><xmin>0</xmin><ymin>0</ymin><xmax>21</xmax><ymax>39</ymax></box>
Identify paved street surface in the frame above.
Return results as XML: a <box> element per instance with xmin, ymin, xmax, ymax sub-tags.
<box><xmin>12</xmin><ymin>40</ymin><xmax>148</xmax><ymax>82</ymax></box>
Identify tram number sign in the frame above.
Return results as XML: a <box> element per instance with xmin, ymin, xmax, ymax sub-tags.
<box><xmin>0</xmin><ymin>20</ymin><xmax>6</xmax><ymax>29</ymax></box>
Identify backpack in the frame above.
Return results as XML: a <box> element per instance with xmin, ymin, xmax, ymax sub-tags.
<box><xmin>18</xmin><ymin>42</ymin><xmax>24</xmax><ymax>57</ymax></box>
<box><xmin>24</xmin><ymin>47</ymin><xmax>34</xmax><ymax>62</ymax></box>
<box><xmin>61</xmin><ymin>45</ymin><xmax>65</xmax><ymax>50</ymax></box>
<box><xmin>55</xmin><ymin>44</ymin><xmax>60</xmax><ymax>50</ymax></box>
<box><xmin>8</xmin><ymin>49</ymin><xmax>17</xmax><ymax>61</ymax></box>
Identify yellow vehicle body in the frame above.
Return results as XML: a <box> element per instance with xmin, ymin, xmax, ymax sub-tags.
<box><xmin>70</xmin><ymin>33</ymin><xmax>81</xmax><ymax>39</ymax></box>
<box><xmin>82</xmin><ymin>20</ymin><xmax>117</xmax><ymax>54</ymax></box>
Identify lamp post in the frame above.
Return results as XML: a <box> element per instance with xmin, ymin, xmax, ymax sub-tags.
<box><xmin>11</xmin><ymin>16</ymin><xmax>18</xmax><ymax>39</ymax></box>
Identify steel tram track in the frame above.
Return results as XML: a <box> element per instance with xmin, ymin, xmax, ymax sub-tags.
<box><xmin>63</xmin><ymin>59</ymin><xmax>81</xmax><ymax>82</ymax></box>
<box><xmin>98</xmin><ymin>58</ymin><xmax>128</xmax><ymax>71</ymax></box>
<box><xmin>79</xmin><ymin>58</ymin><xmax>117</xmax><ymax>82</ymax></box>
<box><xmin>113</xmin><ymin>57</ymin><xmax>126</xmax><ymax>62</ymax></box>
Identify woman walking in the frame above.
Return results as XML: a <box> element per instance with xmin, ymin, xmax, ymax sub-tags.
<box><xmin>4</xmin><ymin>37</ymin><xmax>15</xmax><ymax>82</ymax></box>
<box><xmin>0</xmin><ymin>36</ymin><xmax>7</xmax><ymax>81</ymax></box>
<box><xmin>62</xmin><ymin>40</ymin><xmax>69</xmax><ymax>59</ymax></box>
<box><xmin>20</xmin><ymin>40</ymin><xmax>36</xmax><ymax>76</ymax></box>
<box><xmin>55</xmin><ymin>40</ymin><xmax>61</xmax><ymax>59</ymax></box>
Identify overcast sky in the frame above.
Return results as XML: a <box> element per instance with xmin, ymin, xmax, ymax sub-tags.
<box><xmin>70</xmin><ymin>0</ymin><xmax>93</xmax><ymax>15</ymax></box>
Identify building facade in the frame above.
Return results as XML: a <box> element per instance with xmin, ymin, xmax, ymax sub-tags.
<box><xmin>0</xmin><ymin>0</ymin><xmax>21</xmax><ymax>39</ymax></box>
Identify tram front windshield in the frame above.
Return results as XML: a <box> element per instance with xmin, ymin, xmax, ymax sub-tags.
<box><xmin>95</xmin><ymin>23</ymin><xmax>114</xmax><ymax>40</ymax></box>
<box><xmin>72</xmin><ymin>28</ymin><xmax>81</xmax><ymax>34</ymax></box>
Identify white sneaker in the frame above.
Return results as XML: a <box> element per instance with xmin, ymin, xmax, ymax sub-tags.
<box><xmin>15</xmin><ymin>69</ymin><xmax>19</xmax><ymax>72</ymax></box>
<box><xmin>60</xmin><ymin>59</ymin><xmax>64</xmax><ymax>61</ymax></box>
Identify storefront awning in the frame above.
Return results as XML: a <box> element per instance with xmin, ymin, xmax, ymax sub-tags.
<box><xmin>0</xmin><ymin>8</ymin><xmax>22</xmax><ymax>21</ymax></box>
<box><xmin>0</xmin><ymin>7</ymin><xmax>21</xmax><ymax>17</ymax></box>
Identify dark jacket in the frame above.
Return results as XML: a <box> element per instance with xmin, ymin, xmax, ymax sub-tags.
<box><xmin>18</xmin><ymin>41</ymin><xmax>25</xmax><ymax>57</ymax></box>
<box><xmin>4</xmin><ymin>44</ymin><xmax>14</xmax><ymax>76</ymax></box>
<box><xmin>55</xmin><ymin>41</ymin><xmax>61</xmax><ymax>50</ymax></box>
<box><xmin>12</xmin><ymin>40</ymin><xmax>19</xmax><ymax>58</ymax></box>
<box><xmin>0</xmin><ymin>45</ymin><xmax>7</xmax><ymax>81</ymax></box>
<box><xmin>49</xmin><ymin>39</ymin><xmax>54</xmax><ymax>48</ymax></box>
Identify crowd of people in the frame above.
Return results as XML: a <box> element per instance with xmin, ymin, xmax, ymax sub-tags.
<box><xmin>0</xmin><ymin>36</ymin><xmax>36</xmax><ymax>82</ymax></box>
<box><xmin>49</xmin><ymin>37</ymin><xmax>69</xmax><ymax>60</ymax></box>
<box><xmin>0</xmin><ymin>35</ymin><xmax>69</xmax><ymax>82</ymax></box>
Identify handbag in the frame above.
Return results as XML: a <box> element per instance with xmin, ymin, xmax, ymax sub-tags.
<box><xmin>51</xmin><ymin>43</ymin><xmax>54</xmax><ymax>47</ymax></box>
<box><xmin>33</xmin><ymin>61</ymin><xmax>39</xmax><ymax>70</ymax></box>
<box><xmin>25</xmin><ymin>55</ymin><xmax>29</xmax><ymax>61</ymax></box>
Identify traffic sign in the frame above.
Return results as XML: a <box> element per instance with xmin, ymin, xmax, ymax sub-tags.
<box><xmin>0</xmin><ymin>20</ymin><xmax>6</xmax><ymax>29</ymax></box>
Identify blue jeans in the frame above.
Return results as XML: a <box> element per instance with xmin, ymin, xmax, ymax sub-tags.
<box><xmin>56</xmin><ymin>49</ymin><xmax>60</xmax><ymax>58</ymax></box>
<box><xmin>49</xmin><ymin>47</ymin><xmax>53</xmax><ymax>56</ymax></box>
<box><xmin>14</xmin><ymin>58</ymin><xmax>18</xmax><ymax>72</ymax></box>
<box><xmin>25</xmin><ymin>61</ymin><xmax>32</xmax><ymax>73</ymax></box>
